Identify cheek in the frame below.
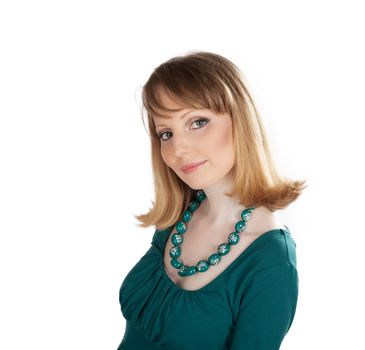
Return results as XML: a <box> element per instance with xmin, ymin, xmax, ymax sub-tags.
<box><xmin>160</xmin><ymin>146</ymin><xmax>172</xmax><ymax>166</ymax></box>
<box><xmin>160</xmin><ymin>148</ymin><xmax>168</xmax><ymax>163</ymax></box>
<box><xmin>210</xmin><ymin>123</ymin><xmax>233</xmax><ymax>154</ymax></box>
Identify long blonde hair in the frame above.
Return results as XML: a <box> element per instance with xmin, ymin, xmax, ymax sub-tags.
<box><xmin>134</xmin><ymin>51</ymin><xmax>307</xmax><ymax>231</ymax></box>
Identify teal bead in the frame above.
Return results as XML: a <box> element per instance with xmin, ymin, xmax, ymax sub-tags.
<box><xmin>171</xmin><ymin>258</ymin><xmax>183</xmax><ymax>269</ymax></box>
<box><xmin>235</xmin><ymin>220</ymin><xmax>246</xmax><ymax>233</ymax></box>
<box><xmin>241</xmin><ymin>208</ymin><xmax>254</xmax><ymax>222</ymax></box>
<box><xmin>195</xmin><ymin>190</ymin><xmax>206</xmax><ymax>202</ymax></box>
<box><xmin>188</xmin><ymin>200</ymin><xmax>200</xmax><ymax>212</ymax></box>
<box><xmin>228</xmin><ymin>232</ymin><xmax>240</xmax><ymax>245</ymax></box>
<box><xmin>196</xmin><ymin>260</ymin><xmax>209</xmax><ymax>272</ymax></box>
<box><xmin>169</xmin><ymin>245</ymin><xmax>181</xmax><ymax>258</ymax></box>
<box><xmin>178</xmin><ymin>265</ymin><xmax>189</xmax><ymax>277</ymax></box>
<box><xmin>182</xmin><ymin>210</ymin><xmax>192</xmax><ymax>222</ymax></box>
<box><xmin>217</xmin><ymin>243</ymin><xmax>230</xmax><ymax>256</ymax></box>
<box><xmin>176</xmin><ymin>221</ymin><xmax>187</xmax><ymax>234</ymax></box>
<box><xmin>208</xmin><ymin>253</ymin><xmax>221</xmax><ymax>266</ymax></box>
<box><xmin>171</xmin><ymin>233</ymin><xmax>183</xmax><ymax>246</ymax></box>
<box><xmin>186</xmin><ymin>266</ymin><xmax>197</xmax><ymax>276</ymax></box>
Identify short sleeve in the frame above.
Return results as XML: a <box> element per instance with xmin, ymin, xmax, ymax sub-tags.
<box><xmin>230</xmin><ymin>264</ymin><xmax>299</xmax><ymax>350</ymax></box>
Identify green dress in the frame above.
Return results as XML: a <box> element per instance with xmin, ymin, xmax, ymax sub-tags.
<box><xmin>118</xmin><ymin>224</ymin><xmax>298</xmax><ymax>349</ymax></box>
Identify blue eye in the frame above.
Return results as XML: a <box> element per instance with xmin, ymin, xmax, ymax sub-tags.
<box><xmin>158</xmin><ymin>118</ymin><xmax>209</xmax><ymax>142</ymax></box>
<box><xmin>159</xmin><ymin>131</ymin><xmax>172</xmax><ymax>141</ymax></box>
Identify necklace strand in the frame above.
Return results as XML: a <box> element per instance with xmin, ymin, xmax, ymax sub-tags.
<box><xmin>169</xmin><ymin>189</ymin><xmax>255</xmax><ymax>277</ymax></box>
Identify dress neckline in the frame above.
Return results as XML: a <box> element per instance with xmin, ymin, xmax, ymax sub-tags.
<box><xmin>159</xmin><ymin>224</ymin><xmax>291</xmax><ymax>293</ymax></box>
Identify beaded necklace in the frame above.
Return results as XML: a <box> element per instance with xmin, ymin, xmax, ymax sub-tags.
<box><xmin>169</xmin><ymin>189</ymin><xmax>255</xmax><ymax>277</ymax></box>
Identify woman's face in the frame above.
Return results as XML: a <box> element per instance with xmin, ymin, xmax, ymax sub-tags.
<box><xmin>152</xmin><ymin>87</ymin><xmax>235</xmax><ymax>190</ymax></box>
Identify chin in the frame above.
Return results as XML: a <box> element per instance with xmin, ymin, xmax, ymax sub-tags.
<box><xmin>183</xmin><ymin>178</ymin><xmax>214</xmax><ymax>191</ymax></box>
<box><xmin>176</xmin><ymin>176</ymin><xmax>203</xmax><ymax>190</ymax></box>
<box><xmin>188</xmin><ymin>184</ymin><xmax>203</xmax><ymax>191</ymax></box>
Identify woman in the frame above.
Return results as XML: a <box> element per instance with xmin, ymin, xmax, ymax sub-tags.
<box><xmin>117</xmin><ymin>51</ymin><xmax>307</xmax><ymax>349</ymax></box>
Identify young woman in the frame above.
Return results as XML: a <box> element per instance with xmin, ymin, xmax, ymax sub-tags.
<box><xmin>117</xmin><ymin>51</ymin><xmax>307</xmax><ymax>349</ymax></box>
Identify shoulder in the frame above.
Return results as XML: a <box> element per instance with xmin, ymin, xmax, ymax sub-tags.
<box><xmin>247</xmin><ymin>206</ymin><xmax>297</xmax><ymax>269</ymax></box>
<box><xmin>249</xmin><ymin>205</ymin><xmax>286</xmax><ymax>234</ymax></box>
<box><xmin>254</xmin><ymin>227</ymin><xmax>297</xmax><ymax>269</ymax></box>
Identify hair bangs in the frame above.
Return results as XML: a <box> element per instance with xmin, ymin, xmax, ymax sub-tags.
<box><xmin>142</xmin><ymin>61</ymin><xmax>235</xmax><ymax>121</ymax></box>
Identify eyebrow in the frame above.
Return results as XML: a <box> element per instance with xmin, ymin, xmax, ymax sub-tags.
<box><xmin>154</xmin><ymin>109</ymin><xmax>198</xmax><ymax>128</ymax></box>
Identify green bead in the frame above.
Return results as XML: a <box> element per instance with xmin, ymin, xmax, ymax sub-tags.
<box><xmin>169</xmin><ymin>245</ymin><xmax>181</xmax><ymax>258</ymax></box>
<box><xmin>208</xmin><ymin>253</ymin><xmax>221</xmax><ymax>265</ymax></box>
<box><xmin>217</xmin><ymin>243</ymin><xmax>230</xmax><ymax>256</ymax></box>
<box><xmin>171</xmin><ymin>233</ymin><xmax>183</xmax><ymax>246</ymax></box>
<box><xmin>171</xmin><ymin>258</ymin><xmax>183</xmax><ymax>269</ymax></box>
<box><xmin>176</xmin><ymin>221</ymin><xmax>187</xmax><ymax>234</ymax></box>
<box><xmin>182</xmin><ymin>210</ymin><xmax>192</xmax><ymax>222</ymax></box>
<box><xmin>186</xmin><ymin>266</ymin><xmax>197</xmax><ymax>276</ymax></box>
<box><xmin>235</xmin><ymin>220</ymin><xmax>246</xmax><ymax>233</ymax></box>
<box><xmin>228</xmin><ymin>232</ymin><xmax>240</xmax><ymax>245</ymax></box>
<box><xmin>188</xmin><ymin>200</ymin><xmax>200</xmax><ymax>212</ymax></box>
<box><xmin>241</xmin><ymin>208</ymin><xmax>254</xmax><ymax>222</ymax></box>
<box><xmin>196</xmin><ymin>260</ymin><xmax>209</xmax><ymax>272</ymax></box>
<box><xmin>178</xmin><ymin>265</ymin><xmax>189</xmax><ymax>277</ymax></box>
<box><xmin>195</xmin><ymin>190</ymin><xmax>206</xmax><ymax>202</ymax></box>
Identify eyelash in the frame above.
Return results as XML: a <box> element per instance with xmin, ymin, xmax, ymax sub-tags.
<box><xmin>158</xmin><ymin>118</ymin><xmax>209</xmax><ymax>142</ymax></box>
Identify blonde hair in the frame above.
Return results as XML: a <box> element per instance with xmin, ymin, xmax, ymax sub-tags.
<box><xmin>134</xmin><ymin>51</ymin><xmax>307</xmax><ymax>231</ymax></box>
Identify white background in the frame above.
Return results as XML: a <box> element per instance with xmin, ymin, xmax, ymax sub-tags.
<box><xmin>1</xmin><ymin>1</ymin><xmax>364</xmax><ymax>349</ymax></box>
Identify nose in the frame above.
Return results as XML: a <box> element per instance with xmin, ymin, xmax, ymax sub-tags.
<box><xmin>171</xmin><ymin>133</ymin><xmax>192</xmax><ymax>157</ymax></box>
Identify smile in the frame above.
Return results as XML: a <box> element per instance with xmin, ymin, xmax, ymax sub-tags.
<box><xmin>181</xmin><ymin>160</ymin><xmax>207</xmax><ymax>174</ymax></box>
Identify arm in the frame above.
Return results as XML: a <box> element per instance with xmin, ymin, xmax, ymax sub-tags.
<box><xmin>230</xmin><ymin>264</ymin><xmax>299</xmax><ymax>350</ymax></box>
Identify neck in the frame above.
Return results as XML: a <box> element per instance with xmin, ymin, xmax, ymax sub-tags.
<box><xmin>198</xmin><ymin>176</ymin><xmax>249</xmax><ymax>226</ymax></box>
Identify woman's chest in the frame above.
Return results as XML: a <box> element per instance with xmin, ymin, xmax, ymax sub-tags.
<box><xmin>162</xmin><ymin>221</ymin><xmax>261</xmax><ymax>291</ymax></box>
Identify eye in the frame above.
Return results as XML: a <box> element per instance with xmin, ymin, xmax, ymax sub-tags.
<box><xmin>158</xmin><ymin>118</ymin><xmax>209</xmax><ymax>142</ymax></box>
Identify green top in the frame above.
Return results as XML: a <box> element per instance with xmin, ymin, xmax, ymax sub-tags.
<box><xmin>118</xmin><ymin>224</ymin><xmax>299</xmax><ymax>349</ymax></box>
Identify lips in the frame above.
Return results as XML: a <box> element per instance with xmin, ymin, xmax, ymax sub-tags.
<box><xmin>181</xmin><ymin>160</ymin><xmax>207</xmax><ymax>171</ymax></box>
